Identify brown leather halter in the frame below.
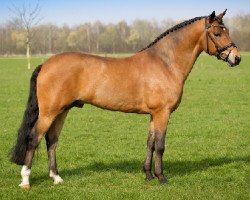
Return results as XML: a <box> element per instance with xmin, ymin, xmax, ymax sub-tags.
<box><xmin>205</xmin><ymin>16</ymin><xmax>236</xmax><ymax>61</ymax></box>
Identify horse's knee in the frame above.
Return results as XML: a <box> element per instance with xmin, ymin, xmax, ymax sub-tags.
<box><xmin>155</xmin><ymin>132</ymin><xmax>165</xmax><ymax>155</ymax></box>
<box><xmin>155</xmin><ymin>143</ymin><xmax>165</xmax><ymax>155</ymax></box>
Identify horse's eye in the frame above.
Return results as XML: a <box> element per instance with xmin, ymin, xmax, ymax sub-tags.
<box><xmin>214</xmin><ymin>32</ymin><xmax>221</xmax><ymax>37</ymax></box>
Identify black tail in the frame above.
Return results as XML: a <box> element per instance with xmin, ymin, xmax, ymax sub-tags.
<box><xmin>10</xmin><ymin>64</ymin><xmax>42</xmax><ymax>165</ymax></box>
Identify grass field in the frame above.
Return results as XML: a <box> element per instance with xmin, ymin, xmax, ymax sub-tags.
<box><xmin>0</xmin><ymin>53</ymin><xmax>249</xmax><ymax>200</ymax></box>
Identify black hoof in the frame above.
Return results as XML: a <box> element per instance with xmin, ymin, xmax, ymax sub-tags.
<box><xmin>159</xmin><ymin>176</ymin><xmax>168</xmax><ymax>184</ymax></box>
<box><xmin>145</xmin><ymin>173</ymin><xmax>154</xmax><ymax>181</ymax></box>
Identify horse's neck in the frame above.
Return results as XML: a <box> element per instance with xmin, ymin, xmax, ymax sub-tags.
<box><xmin>148</xmin><ymin>21</ymin><xmax>204</xmax><ymax>82</ymax></box>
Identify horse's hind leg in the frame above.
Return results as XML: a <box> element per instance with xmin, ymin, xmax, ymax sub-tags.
<box><xmin>45</xmin><ymin>111</ymin><xmax>68</xmax><ymax>184</ymax></box>
<box><xmin>19</xmin><ymin>112</ymin><xmax>59</xmax><ymax>188</ymax></box>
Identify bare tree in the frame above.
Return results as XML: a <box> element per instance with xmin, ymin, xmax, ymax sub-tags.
<box><xmin>9</xmin><ymin>0</ymin><xmax>42</xmax><ymax>69</ymax></box>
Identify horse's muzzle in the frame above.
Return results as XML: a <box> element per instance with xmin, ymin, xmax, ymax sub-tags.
<box><xmin>227</xmin><ymin>55</ymin><xmax>241</xmax><ymax>67</ymax></box>
<box><xmin>234</xmin><ymin>56</ymin><xmax>241</xmax><ymax>65</ymax></box>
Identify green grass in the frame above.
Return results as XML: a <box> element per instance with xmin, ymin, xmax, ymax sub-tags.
<box><xmin>0</xmin><ymin>53</ymin><xmax>249</xmax><ymax>200</ymax></box>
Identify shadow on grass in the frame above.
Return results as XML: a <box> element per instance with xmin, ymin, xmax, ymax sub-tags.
<box><xmin>63</xmin><ymin>155</ymin><xmax>249</xmax><ymax>177</ymax></box>
<box><xmin>31</xmin><ymin>155</ymin><xmax>249</xmax><ymax>185</ymax></box>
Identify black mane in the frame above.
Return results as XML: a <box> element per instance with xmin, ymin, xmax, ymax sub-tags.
<box><xmin>140</xmin><ymin>16</ymin><xmax>206</xmax><ymax>51</ymax></box>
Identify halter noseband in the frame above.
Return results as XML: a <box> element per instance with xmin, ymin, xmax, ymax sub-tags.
<box><xmin>205</xmin><ymin>16</ymin><xmax>236</xmax><ymax>61</ymax></box>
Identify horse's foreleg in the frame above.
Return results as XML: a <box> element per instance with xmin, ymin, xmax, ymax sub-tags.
<box><xmin>143</xmin><ymin>115</ymin><xmax>155</xmax><ymax>180</ymax></box>
<box><xmin>153</xmin><ymin>109</ymin><xmax>170</xmax><ymax>184</ymax></box>
<box><xmin>19</xmin><ymin>114</ymin><xmax>58</xmax><ymax>188</ymax></box>
<box><xmin>45</xmin><ymin>111</ymin><xmax>68</xmax><ymax>184</ymax></box>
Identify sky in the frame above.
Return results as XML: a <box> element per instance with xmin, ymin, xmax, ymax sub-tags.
<box><xmin>0</xmin><ymin>0</ymin><xmax>249</xmax><ymax>26</ymax></box>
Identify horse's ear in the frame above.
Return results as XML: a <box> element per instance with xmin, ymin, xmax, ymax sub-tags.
<box><xmin>209</xmin><ymin>11</ymin><xmax>216</xmax><ymax>23</ymax></box>
<box><xmin>217</xmin><ymin>9</ymin><xmax>227</xmax><ymax>20</ymax></box>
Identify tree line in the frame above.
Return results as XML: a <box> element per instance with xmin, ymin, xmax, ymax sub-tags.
<box><xmin>0</xmin><ymin>14</ymin><xmax>249</xmax><ymax>55</ymax></box>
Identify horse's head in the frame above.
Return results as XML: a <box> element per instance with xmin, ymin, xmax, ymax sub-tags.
<box><xmin>203</xmin><ymin>10</ymin><xmax>241</xmax><ymax>67</ymax></box>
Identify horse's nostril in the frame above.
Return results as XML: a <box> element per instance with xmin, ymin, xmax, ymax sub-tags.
<box><xmin>235</xmin><ymin>56</ymin><xmax>241</xmax><ymax>64</ymax></box>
